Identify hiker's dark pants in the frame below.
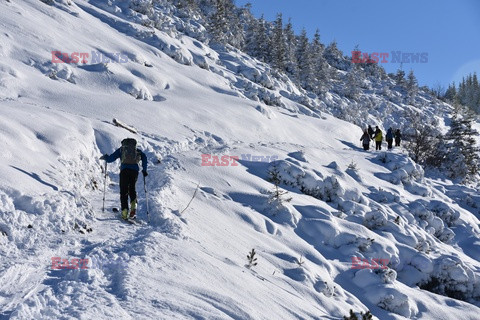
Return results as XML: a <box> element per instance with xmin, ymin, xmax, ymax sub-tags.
<box><xmin>363</xmin><ymin>144</ymin><xmax>369</xmax><ymax>151</ymax></box>
<box><xmin>395</xmin><ymin>138</ymin><xmax>401</xmax><ymax>147</ymax></box>
<box><xmin>387</xmin><ymin>139</ymin><xmax>393</xmax><ymax>149</ymax></box>
<box><xmin>120</xmin><ymin>169</ymin><xmax>138</xmax><ymax>210</ymax></box>
<box><xmin>375</xmin><ymin>141</ymin><xmax>382</xmax><ymax>150</ymax></box>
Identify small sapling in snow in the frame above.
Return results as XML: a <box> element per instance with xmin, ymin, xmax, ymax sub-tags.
<box><xmin>267</xmin><ymin>164</ymin><xmax>292</xmax><ymax>212</ymax></box>
<box><xmin>295</xmin><ymin>255</ymin><xmax>305</xmax><ymax>267</ymax></box>
<box><xmin>246</xmin><ymin>248</ymin><xmax>258</xmax><ymax>269</ymax></box>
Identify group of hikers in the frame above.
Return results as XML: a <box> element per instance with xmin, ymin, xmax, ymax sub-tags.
<box><xmin>360</xmin><ymin>125</ymin><xmax>402</xmax><ymax>151</ymax></box>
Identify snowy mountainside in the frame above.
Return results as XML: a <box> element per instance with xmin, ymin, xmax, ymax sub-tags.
<box><xmin>0</xmin><ymin>1</ymin><xmax>480</xmax><ymax>319</ymax></box>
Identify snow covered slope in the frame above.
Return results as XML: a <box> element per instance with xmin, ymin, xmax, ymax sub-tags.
<box><xmin>0</xmin><ymin>1</ymin><xmax>479</xmax><ymax>319</ymax></box>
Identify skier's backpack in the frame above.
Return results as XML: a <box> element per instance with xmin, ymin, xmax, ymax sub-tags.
<box><xmin>121</xmin><ymin>138</ymin><xmax>140</xmax><ymax>164</ymax></box>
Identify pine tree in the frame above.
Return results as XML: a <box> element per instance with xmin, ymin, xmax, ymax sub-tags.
<box><xmin>344</xmin><ymin>64</ymin><xmax>363</xmax><ymax>100</ymax></box>
<box><xmin>256</xmin><ymin>15</ymin><xmax>270</xmax><ymax>62</ymax></box>
<box><xmin>296</xmin><ymin>29</ymin><xmax>315</xmax><ymax>90</ymax></box>
<box><xmin>267</xmin><ymin>164</ymin><xmax>292</xmax><ymax>211</ymax></box>
<box><xmin>403</xmin><ymin>109</ymin><xmax>443</xmax><ymax>166</ymax></box>
<box><xmin>406</xmin><ymin>69</ymin><xmax>418</xmax><ymax>104</ymax></box>
<box><xmin>311</xmin><ymin>29</ymin><xmax>330</xmax><ymax>94</ymax></box>
<box><xmin>444</xmin><ymin>104</ymin><xmax>480</xmax><ymax>181</ymax></box>
<box><xmin>207</xmin><ymin>0</ymin><xmax>243</xmax><ymax>47</ymax></box>
<box><xmin>284</xmin><ymin>18</ymin><xmax>298</xmax><ymax>79</ymax></box>
<box><xmin>209</xmin><ymin>0</ymin><xmax>228</xmax><ymax>44</ymax></box>
<box><xmin>271</xmin><ymin>13</ymin><xmax>286</xmax><ymax>71</ymax></box>
<box><xmin>394</xmin><ymin>67</ymin><xmax>406</xmax><ymax>86</ymax></box>
<box><xmin>323</xmin><ymin>40</ymin><xmax>345</xmax><ymax>70</ymax></box>
<box><xmin>244</xmin><ymin>12</ymin><xmax>260</xmax><ymax>56</ymax></box>
<box><xmin>223</xmin><ymin>0</ymin><xmax>243</xmax><ymax>48</ymax></box>
<box><xmin>174</xmin><ymin>0</ymin><xmax>199</xmax><ymax>18</ymax></box>
<box><xmin>444</xmin><ymin>82</ymin><xmax>457</xmax><ymax>101</ymax></box>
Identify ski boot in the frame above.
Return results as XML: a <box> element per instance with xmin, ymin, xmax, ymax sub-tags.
<box><xmin>129</xmin><ymin>200</ymin><xmax>137</xmax><ymax>219</ymax></box>
<box><xmin>121</xmin><ymin>209</ymin><xmax>128</xmax><ymax>220</ymax></box>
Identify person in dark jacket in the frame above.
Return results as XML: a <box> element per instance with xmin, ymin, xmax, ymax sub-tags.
<box><xmin>394</xmin><ymin>129</ymin><xmax>402</xmax><ymax>147</ymax></box>
<box><xmin>368</xmin><ymin>125</ymin><xmax>375</xmax><ymax>139</ymax></box>
<box><xmin>386</xmin><ymin>127</ymin><xmax>394</xmax><ymax>150</ymax></box>
<box><xmin>374</xmin><ymin>126</ymin><xmax>383</xmax><ymax>150</ymax></box>
<box><xmin>101</xmin><ymin>138</ymin><xmax>148</xmax><ymax>220</ymax></box>
<box><xmin>360</xmin><ymin>129</ymin><xmax>371</xmax><ymax>151</ymax></box>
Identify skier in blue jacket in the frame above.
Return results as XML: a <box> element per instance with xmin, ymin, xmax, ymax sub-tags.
<box><xmin>101</xmin><ymin>138</ymin><xmax>147</xmax><ymax>220</ymax></box>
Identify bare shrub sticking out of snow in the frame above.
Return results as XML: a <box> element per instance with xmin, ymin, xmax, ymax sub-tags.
<box><xmin>409</xmin><ymin>199</ymin><xmax>459</xmax><ymax>242</ymax></box>
<box><xmin>375</xmin><ymin>267</ymin><xmax>397</xmax><ymax>284</ymax></box>
<box><xmin>357</xmin><ymin>237</ymin><xmax>375</xmax><ymax>252</ymax></box>
<box><xmin>267</xmin><ymin>160</ymin><xmax>367</xmax><ymax>211</ymax></box>
<box><xmin>343</xmin><ymin>309</ymin><xmax>373</xmax><ymax>320</ymax></box>
<box><xmin>295</xmin><ymin>255</ymin><xmax>305</xmax><ymax>267</ymax></box>
<box><xmin>415</xmin><ymin>238</ymin><xmax>432</xmax><ymax>254</ymax></box>
<box><xmin>377</xmin><ymin>291</ymin><xmax>413</xmax><ymax>317</ymax></box>
<box><xmin>246</xmin><ymin>248</ymin><xmax>258</xmax><ymax>269</ymax></box>
<box><xmin>315</xmin><ymin>280</ymin><xmax>336</xmax><ymax>298</ymax></box>
<box><xmin>347</xmin><ymin>160</ymin><xmax>358</xmax><ymax>171</ymax></box>
<box><xmin>419</xmin><ymin>257</ymin><xmax>480</xmax><ymax>301</ymax></box>
<box><xmin>363</xmin><ymin>209</ymin><xmax>388</xmax><ymax>229</ymax></box>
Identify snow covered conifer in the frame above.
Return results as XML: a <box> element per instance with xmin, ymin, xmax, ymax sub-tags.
<box><xmin>324</xmin><ymin>40</ymin><xmax>347</xmax><ymax>70</ymax></box>
<box><xmin>267</xmin><ymin>164</ymin><xmax>292</xmax><ymax>211</ymax></box>
<box><xmin>296</xmin><ymin>29</ymin><xmax>315</xmax><ymax>91</ymax></box>
<box><xmin>208</xmin><ymin>0</ymin><xmax>228</xmax><ymax>44</ymax></box>
<box><xmin>394</xmin><ymin>68</ymin><xmax>406</xmax><ymax>86</ymax></box>
<box><xmin>403</xmin><ymin>109</ymin><xmax>443</xmax><ymax>166</ymax></box>
<box><xmin>406</xmin><ymin>70</ymin><xmax>418</xmax><ymax>104</ymax></box>
<box><xmin>208</xmin><ymin>0</ymin><xmax>241</xmax><ymax>46</ymax></box>
<box><xmin>444</xmin><ymin>104</ymin><xmax>480</xmax><ymax>182</ymax></box>
<box><xmin>130</xmin><ymin>0</ymin><xmax>154</xmax><ymax>15</ymax></box>
<box><xmin>271</xmin><ymin>13</ymin><xmax>286</xmax><ymax>72</ymax></box>
<box><xmin>444</xmin><ymin>82</ymin><xmax>457</xmax><ymax>102</ymax></box>
<box><xmin>284</xmin><ymin>19</ymin><xmax>299</xmax><ymax>79</ymax></box>
<box><xmin>174</xmin><ymin>0</ymin><xmax>199</xmax><ymax>17</ymax></box>
<box><xmin>311</xmin><ymin>29</ymin><xmax>331</xmax><ymax>94</ymax></box>
<box><xmin>344</xmin><ymin>64</ymin><xmax>364</xmax><ymax>100</ymax></box>
<box><xmin>247</xmin><ymin>15</ymin><xmax>270</xmax><ymax>62</ymax></box>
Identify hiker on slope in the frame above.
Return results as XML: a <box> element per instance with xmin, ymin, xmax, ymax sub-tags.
<box><xmin>374</xmin><ymin>126</ymin><xmax>383</xmax><ymax>151</ymax></box>
<box><xmin>386</xmin><ymin>127</ymin><xmax>394</xmax><ymax>150</ymax></box>
<box><xmin>394</xmin><ymin>129</ymin><xmax>402</xmax><ymax>147</ymax></box>
<box><xmin>368</xmin><ymin>125</ymin><xmax>375</xmax><ymax>139</ymax></box>
<box><xmin>360</xmin><ymin>129</ymin><xmax>371</xmax><ymax>151</ymax></box>
<box><xmin>100</xmin><ymin>138</ymin><xmax>148</xmax><ymax>220</ymax></box>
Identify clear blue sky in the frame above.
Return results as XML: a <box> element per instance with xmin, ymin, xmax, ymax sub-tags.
<box><xmin>236</xmin><ymin>0</ymin><xmax>480</xmax><ymax>89</ymax></box>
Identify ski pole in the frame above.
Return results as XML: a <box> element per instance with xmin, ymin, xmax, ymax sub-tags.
<box><xmin>102</xmin><ymin>161</ymin><xmax>107</xmax><ymax>212</ymax></box>
<box><xmin>144</xmin><ymin>175</ymin><xmax>150</xmax><ymax>223</ymax></box>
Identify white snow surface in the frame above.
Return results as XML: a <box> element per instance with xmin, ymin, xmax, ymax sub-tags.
<box><xmin>0</xmin><ymin>1</ymin><xmax>480</xmax><ymax>319</ymax></box>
